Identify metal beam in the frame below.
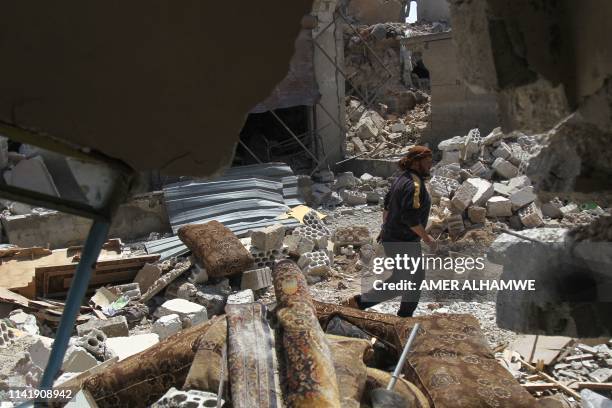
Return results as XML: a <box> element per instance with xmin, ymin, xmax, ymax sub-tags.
<box><xmin>270</xmin><ymin>110</ymin><xmax>320</xmax><ymax>165</ymax></box>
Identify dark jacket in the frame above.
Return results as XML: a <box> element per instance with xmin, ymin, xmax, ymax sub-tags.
<box><xmin>381</xmin><ymin>170</ymin><xmax>431</xmax><ymax>242</ymax></box>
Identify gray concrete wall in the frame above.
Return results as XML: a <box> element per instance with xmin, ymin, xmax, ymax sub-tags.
<box><xmin>404</xmin><ymin>32</ymin><xmax>499</xmax><ymax>148</ymax></box>
<box><xmin>2</xmin><ymin>191</ymin><xmax>171</xmax><ymax>249</ymax></box>
<box><xmin>313</xmin><ymin>0</ymin><xmax>346</xmax><ymax>170</ymax></box>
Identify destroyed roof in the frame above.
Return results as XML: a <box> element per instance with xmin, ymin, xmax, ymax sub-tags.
<box><xmin>146</xmin><ymin>163</ymin><xmax>302</xmax><ymax>260</ymax></box>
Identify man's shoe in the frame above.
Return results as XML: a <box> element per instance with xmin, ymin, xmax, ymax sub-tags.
<box><xmin>340</xmin><ymin>294</ymin><xmax>361</xmax><ymax>309</ymax></box>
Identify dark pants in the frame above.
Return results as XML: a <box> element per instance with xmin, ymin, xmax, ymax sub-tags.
<box><xmin>359</xmin><ymin>241</ymin><xmax>424</xmax><ymax>317</ymax></box>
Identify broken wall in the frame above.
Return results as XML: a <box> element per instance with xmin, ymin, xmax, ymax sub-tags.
<box><xmin>403</xmin><ymin>32</ymin><xmax>499</xmax><ymax>147</ymax></box>
<box><xmin>414</xmin><ymin>0</ymin><xmax>450</xmax><ymax>22</ymax></box>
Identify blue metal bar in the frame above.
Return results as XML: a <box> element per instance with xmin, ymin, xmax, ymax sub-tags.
<box><xmin>38</xmin><ymin>220</ymin><xmax>111</xmax><ymax>389</ymax></box>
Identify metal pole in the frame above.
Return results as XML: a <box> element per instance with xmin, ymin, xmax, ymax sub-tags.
<box><xmin>388</xmin><ymin>323</ymin><xmax>420</xmax><ymax>390</ymax></box>
<box><xmin>38</xmin><ymin>220</ymin><xmax>110</xmax><ymax>390</ymax></box>
<box><xmin>238</xmin><ymin>140</ymin><xmax>263</xmax><ymax>164</ymax></box>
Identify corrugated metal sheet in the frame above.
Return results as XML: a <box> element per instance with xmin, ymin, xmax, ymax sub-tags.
<box><xmin>146</xmin><ymin>163</ymin><xmax>304</xmax><ymax>260</ymax></box>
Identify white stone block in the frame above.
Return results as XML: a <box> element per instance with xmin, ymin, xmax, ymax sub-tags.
<box><xmin>156</xmin><ymin>298</ymin><xmax>207</xmax><ymax>328</ymax></box>
<box><xmin>466</xmin><ymin>178</ymin><xmax>494</xmax><ymax>206</ymax></box>
<box><xmin>438</xmin><ymin>136</ymin><xmax>465</xmax><ymax>151</ymax></box>
<box><xmin>250</xmin><ymin>224</ymin><xmax>285</xmax><ymax>251</ymax></box>
<box><xmin>486</xmin><ymin>196</ymin><xmax>513</xmax><ymax>217</ymax></box>
<box><xmin>62</xmin><ymin>346</ymin><xmax>98</xmax><ymax>372</ymax></box>
<box><xmin>451</xmin><ymin>181</ymin><xmax>478</xmax><ymax>212</ymax></box>
<box><xmin>8</xmin><ymin>309</ymin><xmax>39</xmax><ymax>335</ymax></box>
<box><xmin>152</xmin><ymin>314</ymin><xmax>182</xmax><ymax>340</ymax></box>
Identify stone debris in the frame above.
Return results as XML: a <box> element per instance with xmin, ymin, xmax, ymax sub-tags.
<box><xmin>226</xmin><ymin>289</ymin><xmax>255</xmax><ymax>305</ymax></box>
<box><xmin>0</xmin><ymin>320</ymin><xmax>16</xmax><ymax>348</ymax></box>
<box><xmin>152</xmin><ymin>314</ymin><xmax>182</xmax><ymax>340</ymax></box>
<box><xmin>8</xmin><ymin>309</ymin><xmax>39</xmax><ymax>335</ymax></box>
<box><xmin>156</xmin><ymin>298</ymin><xmax>208</xmax><ymax>329</ymax></box>
<box><xmin>240</xmin><ymin>267</ymin><xmax>273</xmax><ymax>291</ymax></box>
<box><xmin>76</xmin><ymin>315</ymin><xmax>130</xmax><ymax>338</ymax></box>
<box><xmin>250</xmin><ymin>224</ymin><xmax>286</xmax><ymax>252</ymax></box>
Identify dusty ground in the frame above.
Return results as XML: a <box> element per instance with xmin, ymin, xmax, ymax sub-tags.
<box><xmin>309</xmin><ymin>204</ymin><xmax>517</xmax><ymax>349</ymax></box>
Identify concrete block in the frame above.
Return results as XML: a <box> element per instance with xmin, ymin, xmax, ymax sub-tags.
<box><xmin>152</xmin><ymin>314</ymin><xmax>182</xmax><ymax>340</ymax></box>
<box><xmin>351</xmin><ymin>137</ymin><xmax>367</xmax><ymax>154</ymax></box>
<box><xmin>468</xmin><ymin>206</ymin><xmax>487</xmax><ymax>224</ymax></box>
<box><xmin>195</xmin><ymin>286</ymin><xmax>228</xmax><ymax>317</ymax></box>
<box><xmin>509</xmin><ymin>186</ymin><xmax>537</xmax><ymax>210</ymax></box>
<box><xmin>469</xmin><ymin>161</ymin><xmax>490</xmax><ymax>178</ymax></box>
<box><xmin>438</xmin><ymin>136</ymin><xmax>465</xmax><ymax>151</ymax></box>
<box><xmin>8</xmin><ymin>309</ymin><xmax>39</xmax><ymax>335</ymax></box>
<box><xmin>283</xmin><ymin>234</ymin><xmax>315</xmax><ymax>257</ymax></box>
<box><xmin>156</xmin><ymin>298</ymin><xmax>207</xmax><ymax>328</ymax></box>
<box><xmin>486</xmin><ymin>196</ymin><xmax>513</xmax><ymax>217</ymax></box>
<box><xmin>333</xmin><ymin>172</ymin><xmax>359</xmax><ymax>190</ymax></box>
<box><xmin>519</xmin><ymin>203</ymin><xmax>544</xmax><ymax>228</ymax></box>
<box><xmin>105</xmin><ymin>333</ymin><xmax>159</xmax><ymax>361</ymax></box>
<box><xmin>447</xmin><ymin>213</ymin><xmax>465</xmax><ymax>238</ymax></box>
<box><xmin>451</xmin><ymin>181</ymin><xmax>479</xmax><ymax>211</ymax></box>
<box><xmin>250</xmin><ymin>224</ymin><xmax>285</xmax><ymax>251</ymax></box>
<box><xmin>492</xmin><ymin>142</ymin><xmax>512</xmax><ymax>159</ymax></box>
<box><xmin>482</xmin><ymin>127</ymin><xmax>504</xmax><ymax>145</ymax></box>
<box><xmin>133</xmin><ymin>263</ymin><xmax>162</xmax><ymax>293</ymax></box>
<box><xmin>588</xmin><ymin>368</ymin><xmax>612</xmax><ymax>383</ymax></box>
<box><xmin>354</xmin><ymin>117</ymin><xmax>379</xmax><ymax>140</ymax></box>
<box><xmin>76</xmin><ymin>329</ymin><xmax>110</xmax><ymax>361</ymax></box>
<box><xmin>240</xmin><ymin>267</ymin><xmax>272</xmax><ymax>291</ymax></box>
<box><xmin>441</xmin><ymin>150</ymin><xmax>461</xmax><ymax>164</ymax></box>
<box><xmin>226</xmin><ymin>289</ymin><xmax>255</xmax><ymax>305</ymax></box>
<box><xmin>466</xmin><ymin>178</ymin><xmax>494</xmax><ymax>206</ymax></box>
<box><xmin>493</xmin><ymin>182</ymin><xmax>513</xmax><ymax>197</ymax></box>
<box><xmin>62</xmin><ymin>346</ymin><xmax>99</xmax><ymax>372</ymax></box>
<box><xmin>507</xmin><ymin>175</ymin><xmax>531</xmax><ymax>191</ymax></box>
<box><xmin>492</xmin><ymin>157</ymin><xmax>519</xmax><ymax>179</ymax></box>
<box><xmin>151</xmin><ymin>387</ymin><xmax>221</xmax><ymax>408</ymax></box>
<box><xmin>76</xmin><ymin>315</ymin><xmax>129</xmax><ymax>338</ymax></box>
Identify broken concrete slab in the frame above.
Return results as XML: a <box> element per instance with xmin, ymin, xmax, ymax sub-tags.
<box><xmin>133</xmin><ymin>263</ymin><xmax>162</xmax><ymax>293</ymax></box>
<box><xmin>451</xmin><ymin>180</ymin><xmax>479</xmax><ymax>211</ymax></box>
<box><xmin>151</xmin><ymin>387</ymin><xmax>221</xmax><ymax>408</ymax></box>
<box><xmin>105</xmin><ymin>333</ymin><xmax>159</xmax><ymax>361</ymax></box>
<box><xmin>283</xmin><ymin>234</ymin><xmax>315</xmax><ymax>257</ymax></box>
<box><xmin>8</xmin><ymin>309</ymin><xmax>39</xmax><ymax>335</ymax></box>
<box><xmin>156</xmin><ymin>298</ymin><xmax>207</xmax><ymax>328</ymax></box>
<box><xmin>492</xmin><ymin>142</ymin><xmax>512</xmax><ymax>159</ymax></box>
<box><xmin>510</xmin><ymin>186</ymin><xmax>537</xmax><ymax>211</ymax></box>
<box><xmin>62</xmin><ymin>346</ymin><xmax>99</xmax><ymax>372</ymax></box>
<box><xmin>438</xmin><ymin>135</ymin><xmax>465</xmax><ymax>151</ymax></box>
<box><xmin>467</xmin><ymin>178</ymin><xmax>495</xmax><ymax>206</ymax></box>
<box><xmin>152</xmin><ymin>314</ymin><xmax>182</xmax><ymax>340</ymax></box>
<box><xmin>76</xmin><ymin>315</ymin><xmax>129</xmax><ymax>338</ymax></box>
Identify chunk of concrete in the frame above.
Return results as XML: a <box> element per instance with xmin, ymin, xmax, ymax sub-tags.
<box><xmin>156</xmin><ymin>298</ymin><xmax>207</xmax><ymax>328</ymax></box>
<box><xmin>62</xmin><ymin>346</ymin><xmax>99</xmax><ymax>372</ymax></box>
<box><xmin>76</xmin><ymin>315</ymin><xmax>129</xmax><ymax>338</ymax></box>
<box><xmin>389</xmin><ymin>121</ymin><xmax>405</xmax><ymax>133</ymax></box>
<box><xmin>559</xmin><ymin>203</ymin><xmax>579</xmax><ymax>216</ymax></box>
<box><xmin>354</xmin><ymin>117</ymin><xmax>379</xmax><ymax>140</ymax></box>
<box><xmin>151</xmin><ymin>387</ymin><xmax>221</xmax><ymax>408</ymax></box>
<box><xmin>493</xmin><ymin>182</ymin><xmax>513</xmax><ymax>197</ymax></box>
<box><xmin>152</xmin><ymin>314</ymin><xmax>182</xmax><ymax>340</ymax></box>
<box><xmin>250</xmin><ymin>224</ymin><xmax>285</xmax><ymax>251</ymax></box>
<box><xmin>466</xmin><ymin>178</ymin><xmax>494</xmax><ymax>206</ymax></box>
<box><xmin>8</xmin><ymin>309</ymin><xmax>39</xmax><ymax>335</ymax></box>
<box><xmin>226</xmin><ymin>289</ymin><xmax>255</xmax><ymax>305</ymax></box>
<box><xmin>339</xmin><ymin>190</ymin><xmax>368</xmax><ymax>206</ymax></box>
<box><xmin>507</xmin><ymin>175</ymin><xmax>532</xmax><ymax>191</ymax></box>
<box><xmin>447</xmin><ymin>213</ymin><xmax>465</xmax><ymax>238</ymax></box>
<box><xmin>541</xmin><ymin>202</ymin><xmax>563</xmax><ymax>219</ymax></box>
<box><xmin>438</xmin><ymin>136</ymin><xmax>465</xmax><ymax>151</ymax></box>
<box><xmin>441</xmin><ymin>150</ymin><xmax>461</xmax><ymax>164</ymax></box>
<box><xmin>468</xmin><ymin>206</ymin><xmax>487</xmax><ymax>224</ymax></box>
<box><xmin>492</xmin><ymin>158</ymin><xmax>519</xmax><ymax>179</ymax></box>
<box><xmin>283</xmin><ymin>234</ymin><xmax>315</xmax><ymax>257</ymax></box>
<box><xmin>486</xmin><ymin>196</ymin><xmax>513</xmax><ymax>217</ymax></box>
<box><xmin>509</xmin><ymin>186</ymin><xmax>537</xmax><ymax>211</ymax></box>
<box><xmin>492</xmin><ymin>142</ymin><xmax>512</xmax><ymax>159</ymax></box>
<box><xmin>451</xmin><ymin>181</ymin><xmax>479</xmax><ymax>211</ymax></box>
<box><xmin>105</xmin><ymin>333</ymin><xmax>159</xmax><ymax>361</ymax></box>
<box><xmin>240</xmin><ymin>267</ymin><xmax>272</xmax><ymax>291</ymax></box>
<box><xmin>28</xmin><ymin>336</ymin><xmax>54</xmax><ymax>369</ymax></box>
<box><xmin>518</xmin><ymin>202</ymin><xmax>544</xmax><ymax>228</ymax></box>
<box><xmin>133</xmin><ymin>263</ymin><xmax>162</xmax><ymax>293</ymax></box>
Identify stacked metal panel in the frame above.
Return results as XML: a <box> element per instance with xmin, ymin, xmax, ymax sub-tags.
<box><xmin>145</xmin><ymin>163</ymin><xmax>303</xmax><ymax>260</ymax></box>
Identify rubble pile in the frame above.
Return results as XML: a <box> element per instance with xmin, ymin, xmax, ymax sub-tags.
<box><xmin>498</xmin><ymin>337</ymin><xmax>612</xmax><ymax>404</ymax></box>
<box><xmin>426</xmin><ymin>127</ymin><xmax>609</xmax><ymax>239</ymax></box>
<box><xmin>345</xmin><ymin>97</ymin><xmax>430</xmax><ymax>159</ymax></box>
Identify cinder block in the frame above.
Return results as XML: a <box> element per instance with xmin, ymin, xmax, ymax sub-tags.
<box><xmin>451</xmin><ymin>181</ymin><xmax>479</xmax><ymax>211</ymax></box>
<box><xmin>519</xmin><ymin>203</ymin><xmax>544</xmax><ymax>228</ymax></box>
<box><xmin>486</xmin><ymin>196</ymin><xmax>513</xmax><ymax>217</ymax></box>
<box><xmin>240</xmin><ymin>267</ymin><xmax>272</xmax><ymax>291</ymax></box>
<box><xmin>250</xmin><ymin>224</ymin><xmax>285</xmax><ymax>251</ymax></box>
<box><xmin>466</xmin><ymin>178</ymin><xmax>494</xmax><ymax>206</ymax></box>
<box><xmin>492</xmin><ymin>142</ymin><xmax>512</xmax><ymax>159</ymax></box>
<box><xmin>283</xmin><ymin>234</ymin><xmax>315</xmax><ymax>257</ymax></box>
<box><xmin>76</xmin><ymin>315</ymin><xmax>129</xmax><ymax>338</ymax></box>
<box><xmin>151</xmin><ymin>387</ymin><xmax>221</xmax><ymax>408</ymax></box>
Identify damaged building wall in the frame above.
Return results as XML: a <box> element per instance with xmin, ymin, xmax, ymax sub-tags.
<box><xmin>0</xmin><ymin>0</ymin><xmax>313</xmax><ymax>178</ymax></box>
<box><xmin>414</xmin><ymin>0</ymin><xmax>450</xmax><ymax>23</ymax></box>
<box><xmin>403</xmin><ymin>32</ymin><xmax>499</xmax><ymax>147</ymax></box>
<box><xmin>313</xmin><ymin>0</ymin><xmax>347</xmax><ymax>168</ymax></box>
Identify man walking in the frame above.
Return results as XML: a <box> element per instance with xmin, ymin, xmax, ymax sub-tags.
<box><xmin>344</xmin><ymin>145</ymin><xmax>436</xmax><ymax>317</ymax></box>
